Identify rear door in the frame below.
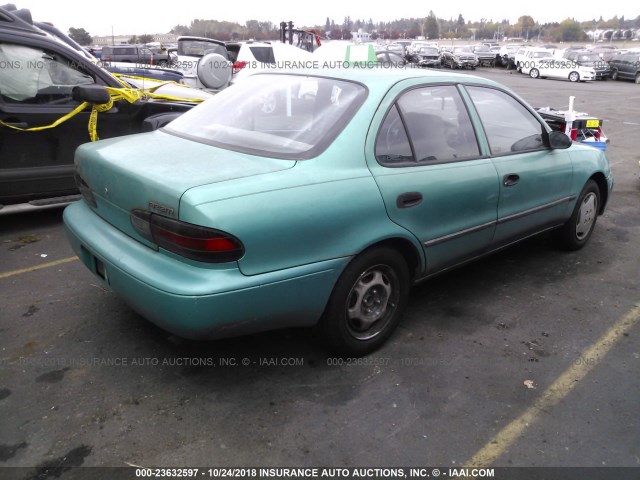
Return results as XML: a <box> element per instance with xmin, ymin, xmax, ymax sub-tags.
<box><xmin>366</xmin><ymin>82</ymin><xmax>500</xmax><ymax>274</ymax></box>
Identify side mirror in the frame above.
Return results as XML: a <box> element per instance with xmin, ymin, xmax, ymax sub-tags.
<box><xmin>72</xmin><ymin>84</ymin><xmax>111</xmax><ymax>104</ymax></box>
<box><xmin>548</xmin><ymin>130</ymin><xmax>572</xmax><ymax>149</ymax></box>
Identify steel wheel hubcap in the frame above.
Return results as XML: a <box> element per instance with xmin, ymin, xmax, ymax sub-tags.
<box><xmin>346</xmin><ymin>265</ymin><xmax>398</xmax><ymax>340</ymax></box>
<box><xmin>576</xmin><ymin>192</ymin><xmax>597</xmax><ymax>240</ymax></box>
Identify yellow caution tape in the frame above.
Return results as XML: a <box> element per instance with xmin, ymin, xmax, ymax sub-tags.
<box><xmin>0</xmin><ymin>101</ymin><xmax>91</xmax><ymax>133</ymax></box>
<box><xmin>0</xmin><ymin>79</ymin><xmax>207</xmax><ymax>142</ymax></box>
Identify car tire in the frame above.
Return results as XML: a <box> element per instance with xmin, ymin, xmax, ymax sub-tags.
<box><xmin>555</xmin><ymin>180</ymin><xmax>600</xmax><ymax>251</ymax></box>
<box><xmin>569</xmin><ymin>71</ymin><xmax>580</xmax><ymax>82</ymax></box>
<box><xmin>157</xmin><ymin>60</ymin><xmax>168</xmax><ymax>67</ymax></box>
<box><xmin>319</xmin><ymin>247</ymin><xmax>410</xmax><ymax>355</ymax></box>
<box><xmin>635</xmin><ymin>73</ymin><xmax>640</xmax><ymax>85</ymax></box>
<box><xmin>530</xmin><ymin>68</ymin><xmax>540</xmax><ymax>79</ymax></box>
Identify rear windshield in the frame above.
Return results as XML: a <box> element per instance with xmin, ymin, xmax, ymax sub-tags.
<box><xmin>178</xmin><ymin>39</ymin><xmax>227</xmax><ymax>58</ymax></box>
<box><xmin>164</xmin><ymin>74</ymin><xmax>367</xmax><ymax>160</ymax></box>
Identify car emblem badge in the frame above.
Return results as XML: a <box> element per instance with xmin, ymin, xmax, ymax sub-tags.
<box><xmin>149</xmin><ymin>201</ymin><xmax>174</xmax><ymax>216</ymax></box>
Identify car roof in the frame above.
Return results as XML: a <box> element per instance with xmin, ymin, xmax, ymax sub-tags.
<box><xmin>250</xmin><ymin>67</ymin><xmax>499</xmax><ymax>92</ymax></box>
<box><xmin>0</xmin><ymin>4</ymin><xmax>47</xmax><ymax>36</ymax></box>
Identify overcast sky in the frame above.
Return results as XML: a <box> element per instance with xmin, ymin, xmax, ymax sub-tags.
<box><xmin>21</xmin><ymin>0</ymin><xmax>637</xmax><ymax>36</ymax></box>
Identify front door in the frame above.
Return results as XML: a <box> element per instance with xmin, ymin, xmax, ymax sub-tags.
<box><xmin>0</xmin><ymin>40</ymin><xmax>132</xmax><ymax>204</ymax></box>
<box><xmin>464</xmin><ymin>86</ymin><xmax>573</xmax><ymax>245</ymax></box>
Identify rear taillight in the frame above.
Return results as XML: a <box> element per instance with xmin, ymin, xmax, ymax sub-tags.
<box><xmin>232</xmin><ymin>61</ymin><xmax>248</xmax><ymax>74</ymax></box>
<box><xmin>75</xmin><ymin>173</ymin><xmax>97</xmax><ymax>208</ymax></box>
<box><xmin>130</xmin><ymin>210</ymin><xmax>244</xmax><ymax>263</ymax></box>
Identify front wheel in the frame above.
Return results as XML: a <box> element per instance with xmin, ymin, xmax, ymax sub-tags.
<box><xmin>611</xmin><ymin>69</ymin><xmax>618</xmax><ymax>81</ymax></box>
<box><xmin>569</xmin><ymin>71</ymin><xmax>580</xmax><ymax>82</ymax></box>
<box><xmin>530</xmin><ymin>68</ymin><xmax>540</xmax><ymax>79</ymax></box>
<box><xmin>319</xmin><ymin>247</ymin><xmax>410</xmax><ymax>355</ymax></box>
<box><xmin>555</xmin><ymin>180</ymin><xmax>600</xmax><ymax>251</ymax></box>
<box><xmin>635</xmin><ymin>73</ymin><xmax>640</xmax><ymax>85</ymax></box>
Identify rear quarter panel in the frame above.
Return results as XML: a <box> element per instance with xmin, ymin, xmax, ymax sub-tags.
<box><xmin>180</xmin><ymin>156</ymin><xmax>423</xmax><ymax>277</ymax></box>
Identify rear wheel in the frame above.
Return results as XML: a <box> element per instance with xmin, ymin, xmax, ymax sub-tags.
<box><xmin>635</xmin><ymin>73</ymin><xmax>640</xmax><ymax>84</ymax></box>
<box><xmin>569</xmin><ymin>71</ymin><xmax>580</xmax><ymax>82</ymax></box>
<box><xmin>319</xmin><ymin>247</ymin><xmax>410</xmax><ymax>355</ymax></box>
<box><xmin>530</xmin><ymin>68</ymin><xmax>540</xmax><ymax>79</ymax></box>
<box><xmin>555</xmin><ymin>180</ymin><xmax>600</xmax><ymax>251</ymax></box>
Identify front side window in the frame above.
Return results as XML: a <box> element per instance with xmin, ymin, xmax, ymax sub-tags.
<box><xmin>0</xmin><ymin>43</ymin><xmax>94</xmax><ymax>104</ymax></box>
<box><xmin>165</xmin><ymin>74</ymin><xmax>367</xmax><ymax>159</ymax></box>
<box><xmin>466</xmin><ymin>86</ymin><xmax>545</xmax><ymax>155</ymax></box>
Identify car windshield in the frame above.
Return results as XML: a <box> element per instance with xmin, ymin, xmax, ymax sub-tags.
<box><xmin>419</xmin><ymin>48</ymin><xmax>439</xmax><ymax>55</ymax></box>
<box><xmin>164</xmin><ymin>74</ymin><xmax>367</xmax><ymax>159</ymax></box>
<box><xmin>453</xmin><ymin>47</ymin><xmax>472</xmax><ymax>54</ymax></box>
<box><xmin>475</xmin><ymin>46</ymin><xmax>490</xmax><ymax>52</ymax></box>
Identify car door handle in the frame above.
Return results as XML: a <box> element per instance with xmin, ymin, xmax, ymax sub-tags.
<box><xmin>503</xmin><ymin>174</ymin><xmax>520</xmax><ymax>187</ymax></box>
<box><xmin>1</xmin><ymin>121</ymin><xmax>28</xmax><ymax>129</ymax></box>
<box><xmin>397</xmin><ymin>192</ymin><xmax>423</xmax><ymax>209</ymax></box>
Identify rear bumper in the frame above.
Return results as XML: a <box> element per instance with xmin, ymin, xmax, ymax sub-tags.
<box><xmin>63</xmin><ymin>201</ymin><xmax>349</xmax><ymax>340</ymax></box>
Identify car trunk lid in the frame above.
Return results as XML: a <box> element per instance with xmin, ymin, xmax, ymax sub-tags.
<box><xmin>75</xmin><ymin>130</ymin><xmax>295</xmax><ymax>244</ymax></box>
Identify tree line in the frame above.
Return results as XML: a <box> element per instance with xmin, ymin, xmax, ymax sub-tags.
<box><xmin>68</xmin><ymin>14</ymin><xmax>640</xmax><ymax>45</ymax></box>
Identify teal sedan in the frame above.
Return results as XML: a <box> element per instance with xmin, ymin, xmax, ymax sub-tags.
<box><xmin>64</xmin><ymin>69</ymin><xmax>613</xmax><ymax>355</ymax></box>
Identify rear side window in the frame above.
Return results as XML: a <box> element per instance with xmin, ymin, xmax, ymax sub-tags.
<box><xmin>375</xmin><ymin>105</ymin><xmax>414</xmax><ymax>165</ymax></box>
<box><xmin>249</xmin><ymin>46</ymin><xmax>275</xmax><ymax>64</ymax></box>
<box><xmin>375</xmin><ymin>85</ymin><xmax>480</xmax><ymax>166</ymax></box>
<box><xmin>114</xmin><ymin>47</ymin><xmax>136</xmax><ymax>55</ymax></box>
<box><xmin>466</xmin><ymin>86</ymin><xmax>545</xmax><ymax>155</ymax></box>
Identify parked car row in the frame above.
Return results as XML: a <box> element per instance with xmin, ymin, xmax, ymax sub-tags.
<box><xmin>507</xmin><ymin>44</ymin><xmax>640</xmax><ymax>84</ymax></box>
<box><xmin>608</xmin><ymin>52</ymin><xmax>640</xmax><ymax>83</ymax></box>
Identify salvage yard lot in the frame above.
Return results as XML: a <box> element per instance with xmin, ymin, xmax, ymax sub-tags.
<box><xmin>1</xmin><ymin>69</ymin><xmax>639</xmax><ymax>470</ymax></box>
